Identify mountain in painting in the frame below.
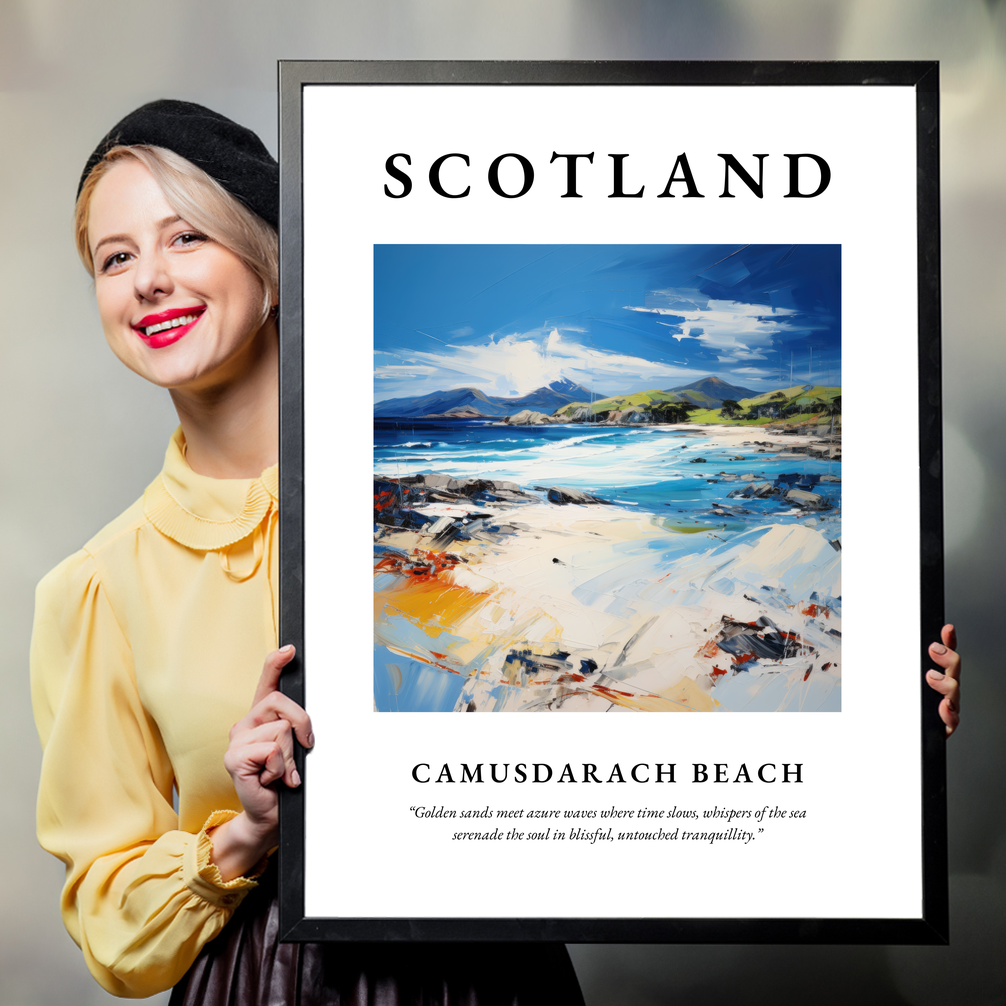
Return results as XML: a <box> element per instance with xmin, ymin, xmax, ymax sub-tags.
<box><xmin>501</xmin><ymin>379</ymin><xmax>607</xmax><ymax>413</ymax></box>
<box><xmin>374</xmin><ymin>387</ymin><xmax>506</xmax><ymax>418</ymax></box>
<box><xmin>665</xmin><ymin>375</ymin><xmax>761</xmax><ymax>407</ymax></box>
<box><xmin>374</xmin><ymin>379</ymin><xmax>607</xmax><ymax>418</ymax></box>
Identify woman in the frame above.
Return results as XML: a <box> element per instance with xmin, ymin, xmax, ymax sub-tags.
<box><xmin>31</xmin><ymin>100</ymin><xmax>586</xmax><ymax>1003</ymax></box>
<box><xmin>33</xmin><ymin>98</ymin><xmax>962</xmax><ymax>1003</ymax></box>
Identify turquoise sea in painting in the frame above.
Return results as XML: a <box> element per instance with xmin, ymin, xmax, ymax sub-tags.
<box><xmin>375</xmin><ymin>419</ymin><xmax>840</xmax><ymax>519</ymax></box>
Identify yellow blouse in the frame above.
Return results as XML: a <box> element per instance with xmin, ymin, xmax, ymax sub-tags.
<box><xmin>31</xmin><ymin>429</ymin><xmax>279</xmax><ymax>998</ymax></box>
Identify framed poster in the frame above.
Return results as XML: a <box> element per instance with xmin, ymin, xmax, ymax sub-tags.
<box><xmin>277</xmin><ymin>61</ymin><xmax>946</xmax><ymax>943</ymax></box>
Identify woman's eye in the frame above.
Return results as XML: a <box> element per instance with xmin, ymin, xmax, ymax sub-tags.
<box><xmin>101</xmin><ymin>251</ymin><xmax>132</xmax><ymax>273</ymax></box>
<box><xmin>173</xmin><ymin>231</ymin><xmax>208</xmax><ymax>248</ymax></box>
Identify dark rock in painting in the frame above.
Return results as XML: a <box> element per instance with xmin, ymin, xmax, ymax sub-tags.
<box><xmin>712</xmin><ymin>614</ymin><xmax>818</xmax><ymax>671</ymax></box>
<box><xmin>500</xmin><ymin>646</ymin><xmax>600</xmax><ymax>682</ymax></box>
<box><xmin>785</xmin><ymin>488</ymin><xmax>832</xmax><ymax>510</ymax></box>
<box><xmin>728</xmin><ymin>480</ymin><xmax>780</xmax><ymax>499</ymax></box>
<box><xmin>546</xmin><ymin>486</ymin><xmax>609</xmax><ymax>505</ymax></box>
<box><xmin>374</xmin><ymin>473</ymin><xmax>547</xmax><ymax>538</ymax></box>
<box><xmin>504</xmin><ymin>409</ymin><xmax>555</xmax><ymax>425</ymax></box>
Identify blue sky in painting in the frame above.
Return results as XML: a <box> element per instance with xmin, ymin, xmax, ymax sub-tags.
<box><xmin>374</xmin><ymin>245</ymin><xmax>841</xmax><ymax>402</ymax></box>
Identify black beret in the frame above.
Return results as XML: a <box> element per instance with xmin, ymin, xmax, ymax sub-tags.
<box><xmin>78</xmin><ymin>99</ymin><xmax>278</xmax><ymax>228</ymax></box>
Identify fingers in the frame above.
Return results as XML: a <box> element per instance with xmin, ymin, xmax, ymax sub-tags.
<box><xmin>940</xmin><ymin>698</ymin><xmax>960</xmax><ymax>737</ymax></box>
<box><xmin>941</xmin><ymin>623</ymin><xmax>957</xmax><ymax>653</ymax></box>
<box><xmin>233</xmin><ymin>689</ymin><xmax>314</xmax><ymax>750</ymax></box>
<box><xmin>225</xmin><ymin>739</ymin><xmax>289</xmax><ymax>788</ymax></box>
<box><xmin>225</xmin><ymin>645</ymin><xmax>313</xmax><ymax>804</ymax></box>
<box><xmin>252</xmin><ymin>740</ymin><xmax>288</xmax><ymax>788</ymax></box>
<box><xmin>245</xmin><ymin>644</ymin><xmax>314</xmax><ymax>750</ymax></box>
<box><xmin>248</xmin><ymin>720</ymin><xmax>299</xmax><ymax>788</ymax></box>
<box><xmin>928</xmin><ymin>637</ymin><xmax>961</xmax><ymax>682</ymax></box>
<box><xmin>926</xmin><ymin>667</ymin><xmax>959</xmax><ymax>706</ymax></box>
<box><xmin>926</xmin><ymin>626</ymin><xmax>961</xmax><ymax>737</ymax></box>
<box><xmin>926</xmin><ymin>666</ymin><xmax>960</xmax><ymax>737</ymax></box>
<box><xmin>928</xmin><ymin>687</ymin><xmax>960</xmax><ymax>736</ymax></box>
<box><xmin>252</xmin><ymin>644</ymin><xmax>297</xmax><ymax>706</ymax></box>
<box><xmin>227</xmin><ymin>720</ymin><xmax>301</xmax><ymax>788</ymax></box>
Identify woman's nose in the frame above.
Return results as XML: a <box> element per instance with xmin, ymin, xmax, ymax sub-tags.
<box><xmin>133</xmin><ymin>249</ymin><xmax>173</xmax><ymax>302</ymax></box>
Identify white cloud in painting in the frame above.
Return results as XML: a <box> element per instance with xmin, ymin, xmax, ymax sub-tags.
<box><xmin>719</xmin><ymin>349</ymin><xmax>769</xmax><ymax>362</ymax></box>
<box><xmin>625</xmin><ymin>296</ymin><xmax>800</xmax><ymax>357</ymax></box>
<box><xmin>374</xmin><ymin>366</ymin><xmax>441</xmax><ymax>380</ymax></box>
<box><xmin>376</xmin><ymin>328</ymin><xmax>697</xmax><ymax>399</ymax></box>
<box><xmin>450</xmin><ymin>325</ymin><xmax>474</xmax><ymax>337</ymax></box>
<box><xmin>373</xmin><ymin>355</ymin><xmax>442</xmax><ymax>381</ymax></box>
<box><xmin>656</xmin><ymin>321</ymin><xmax>700</xmax><ymax>342</ymax></box>
<box><xmin>732</xmin><ymin>366</ymin><xmax>773</xmax><ymax>376</ymax></box>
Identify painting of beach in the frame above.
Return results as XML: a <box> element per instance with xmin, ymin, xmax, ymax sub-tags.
<box><xmin>373</xmin><ymin>245</ymin><xmax>841</xmax><ymax>712</ymax></box>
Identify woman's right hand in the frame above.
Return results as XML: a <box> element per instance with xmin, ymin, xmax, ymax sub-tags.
<box><xmin>209</xmin><ymin>645</ymin><xmax>314</xmax><ymax>881</ymax></box>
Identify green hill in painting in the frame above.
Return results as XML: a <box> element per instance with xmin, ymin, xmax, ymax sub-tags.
<box><xmin>742</xmin><ymin>384</ymin><xmax>841</xmax><ymax>408</ymax></box>
<box><xmin>552</xmin><ymin>383</ymin><xmax>841</xmax><ymax>426</ymax></box>
<box><xmin>552</xmin><ymin>389</ymin><xmax>693</xmax><ymax>418</ymax></box>
<box><xmin>687</xmin><ymin>385</ymin><xmax>842</xmax><ymax>426</ymax></box>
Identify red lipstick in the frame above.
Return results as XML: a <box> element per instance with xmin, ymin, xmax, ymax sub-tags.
<box><xmin>132</xmin><ymin>306</ymin><xmax>205</xmax><ymax>349</ymax></box>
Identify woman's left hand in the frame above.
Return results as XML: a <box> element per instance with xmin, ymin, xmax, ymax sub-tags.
<box><xmin>926</xmin><ymin>624</ymin><xmax>960</xmax><ymax>737</ymax></box>
<box><xmin>209</xmin><ymin>645</ymin><xmax>313</xmax><ymax>881</ymax></box>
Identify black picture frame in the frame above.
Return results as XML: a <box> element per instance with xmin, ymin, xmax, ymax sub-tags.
<box><xmin>277</xmin><ymin>60</ymin><xmax>945</xmax><ymax>944</ymax></box>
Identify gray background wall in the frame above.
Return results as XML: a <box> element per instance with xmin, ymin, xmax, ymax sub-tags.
<box><xmin>1</xmin><ymin>2</ymin><xmax>1002</xmax><ymax>1003</ymax></box>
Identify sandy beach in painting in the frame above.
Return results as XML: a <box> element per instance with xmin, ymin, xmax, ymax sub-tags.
<box><xmin>374</xmin><ymin>424</ymin><xmax>841</xmax><ymax>713</ymax></box>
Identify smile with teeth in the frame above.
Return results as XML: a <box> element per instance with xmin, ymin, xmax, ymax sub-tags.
<box><xmin>142</xmin><ymin>313</ymin><xmax>200</xmax><ymax>337</ymax></box>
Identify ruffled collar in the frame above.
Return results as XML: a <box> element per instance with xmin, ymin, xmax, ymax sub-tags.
<box><xmin>143</xmin><ymin>428</ymin><xmax>278</xmax><ymax>551</ymax></box>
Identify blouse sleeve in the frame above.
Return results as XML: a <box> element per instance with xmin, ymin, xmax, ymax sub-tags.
<box><xmin>31</xmin><ymin>549</ymin><xmax>262</xmax><ymax>998</ymax></box>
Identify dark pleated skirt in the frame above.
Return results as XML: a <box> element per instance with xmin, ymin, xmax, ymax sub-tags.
<box><xmin>169</xmin><ymin>869</ymin><xmax>585</xmax><ymax>1006</ymax></box>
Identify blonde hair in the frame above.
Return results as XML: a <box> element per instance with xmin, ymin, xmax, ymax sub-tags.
<box><xmin>75</xmin><ymin>145</ymin><xmax>278</xmax><ymax>323</ymax></box>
